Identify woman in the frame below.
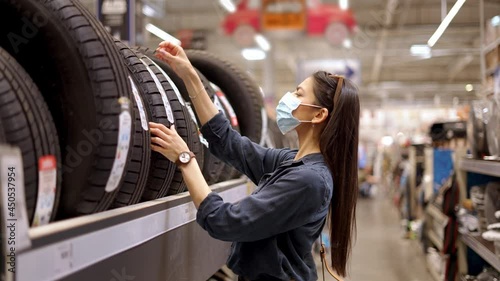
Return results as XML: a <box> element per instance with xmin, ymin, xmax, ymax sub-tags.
<box><xmin>151</xmin><ymin>41</ymin><xmax>360</xmax><ymax>281</ymax></box>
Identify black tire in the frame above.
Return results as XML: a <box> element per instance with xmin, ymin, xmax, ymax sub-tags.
<box><xmin>132</xmin><ymin>47</ymin><xmax>233</xmax><ymax>185</ymax></box>
<box><xmin>268</xmin><ymin>116</ymin><xmax>285</xmax><ymax>148</ymax></box>
<box><xmin>211</xmin><ymin>88</ymin><xmax>242</xmax><ymax>182</ymax></box>
<box><xmin>213</xmin><ymin>88</ymin><xmax>241</xmax><ymax>133</ymax></box>
<box><xmin>111</xmin><ymin>75</ymin><xmax>151</xmax><ymax>208</ymax></box>
<box><xmin>0</xmin><ymin>47</ymin><xmax>62</xmax><ymax>225</ymax></box>
<box><xmin>0</xmin><ymin>119</ymin><xmax>5</xmax><ymax>142</ymax></box>
<box><xmin>111</xmin><ymin>77</ymin><xmax>149</xmax><ymax>207</ymax></box>
<box><xmin>110</xmin><ymin>41</ymin><xmax>154</xmax><ymax>207</ymax></box>
<box><xmin>0</xmin><ymin>0</ymin><xmax>134</xmax><ymax>217</ymax></box>
<box><xmin>134</xmin><ymin>53</ymin><xmax>204</xmax><ymax>196</ymax></box>
<box><xmin>147</xmin><ymin>59</ymin><xmax>206</xmax><ymax>195</ymax></box>
<box><xmin>114</xmin><ymin>44</ymin><xmax>176</xmax><ymax>200</ymax></box>
<box><xmin>170</xmin><ymin>71</ymin><xmax>224</xmax><ymax>185</ymax></box>
<box><xmin>185</xmin><ymin>50</ymin><xmax>264</xmax><ymax>143</ymax></box>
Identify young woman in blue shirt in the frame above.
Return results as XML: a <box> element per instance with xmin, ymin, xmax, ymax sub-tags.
<box><xmin>150</xmin><ymin>41</ymin><xmax>360</xmax><ymax>281</ymax></box>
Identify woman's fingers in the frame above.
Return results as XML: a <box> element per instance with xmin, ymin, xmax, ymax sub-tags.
<box><xmin>149</xmin><ymin>122</ymin><xmax>168</xmax><ymax>132</ymax></box>
<box><xmin>158</xmin><ymin>40</ymin><xmax>175</xmax><ymax>48</ymax></box>
<box><xmin>151</xmin><ymin>136</ymin><xmax>169</xmax><ymax>148</ymax></box>
<box><xmin>149</xmin><ymin>122</ymin><xmax>179</xmax><ymax>139</ymax></box>
<box><xmin>158</xmin><ymin>41</ymin><xmax>183</xmax><ymax>54</ymax></box>
<box><xmin>155</xmin><ymin>49</ymin><xmax>175</xmax><ymax>64</ymax></box>
<box><xmin>150</xmin><ymin>127</ymin><xmax>169</xmax><ymax>140</ymax></box>
<box><xmin>151</xmin><ymin>144</ymin><xmax>163</xmax><ymax>152</ymax></box>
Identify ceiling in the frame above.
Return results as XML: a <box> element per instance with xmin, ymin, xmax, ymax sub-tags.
<box><xmin>91</xmin><ymin>0</ymin><xmax>500</xmax><ymax>108</ymax></box>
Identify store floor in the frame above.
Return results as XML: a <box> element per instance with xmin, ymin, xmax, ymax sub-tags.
<box><xmin>315</xmin><ymin>192</ymin><xmax>433</xmax><ymax>281</ymax></box>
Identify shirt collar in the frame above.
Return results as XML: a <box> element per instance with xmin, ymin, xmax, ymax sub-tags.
<box><xmin>281</xmin><ymin>151</ymin><xmax>324</xmax><ymax>167</ymax></box>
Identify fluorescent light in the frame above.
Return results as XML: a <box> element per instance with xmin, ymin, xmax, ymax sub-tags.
<box><xmin>427</xmin><ymin>0</ymin><xmax>466</xmax><ymax>47</ymax></box>
<box><xmin>410</xmin><ymin>44</ymin><xmax>431</xmax><ymax>56</ymax></box>
<box><xmin>254</xmin><ymin>34</ymin><xmax>271</xmax><ymax>51</ymax></box>
<box><xmin>492</xmin><ymin>16</ymin><xmax>500</xmax><ymax>27</ymax></box>
<box><xmin>339</xmin><ymin>0</ymin><xmax>349</xmax><ymax>10</ymax></box>
<box><xmin>145</xmin><ymin>24</ymin><xmax>181</xmax><ymax>45</ymax></box>
<box><xmin>242</xmin><ymin>48</ymin><xmax>266</xmax><ymax>60</ymax></box>
<box><xmin>142</xmin><ymin>5</ymin><xmax>158</xmax><ymax>18</ymax></box>
<box><xmin>465</xmin><ymin>84</ymin><xmax>473</xmax><ymax>92</ymax></box>
<box><xmin>342</xmin><ymin>39</ymin><xmax>352</xmax><ymax>49</ymax></box>
<box><xmin>381</xmin><ymin>136</ymin><xmax>394</xmax><ymax>146</ymax></box>
<box><xmin>219</xmin><ymin>0</ymin><xmax>236</xmax><ymax>13</ymax></box>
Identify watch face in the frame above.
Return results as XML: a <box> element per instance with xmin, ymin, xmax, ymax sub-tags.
<box><xmin>179</xmin><ymin>152</ymin><xmax>191</xmax><ymax>164</ymax></box>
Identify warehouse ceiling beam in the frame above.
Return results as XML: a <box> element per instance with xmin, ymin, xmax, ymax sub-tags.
<box><xmin>447</xmin><ymin>54</ymin><xmax>475</xmax><ymax>82</ymax></box>
<box><xmin>370</xmin><ymin>0</ymin><xmax>399</xmax><ymax>83</ymax></box>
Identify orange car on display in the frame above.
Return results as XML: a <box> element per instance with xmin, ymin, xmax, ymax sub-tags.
<box><xmin>222</xmin><ymin>0</ymin><xmax>358</xmax><ymax>46</ymax></box>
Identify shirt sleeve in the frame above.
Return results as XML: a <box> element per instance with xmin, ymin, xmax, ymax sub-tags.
<box><xmin>195</xmin><ymin>168</ymin><xmax>330</xmax><ymax>242</ymax></box>
<box><xmin>200</xmin><ymin>113</ymin><xmax>293</xmax><ymax>184</ymax></box>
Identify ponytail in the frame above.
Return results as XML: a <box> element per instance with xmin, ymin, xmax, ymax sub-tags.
<box><xmin>313</xmin><ymin>72</ymin><xmax>360</xmax><ymax>277</ymax></box>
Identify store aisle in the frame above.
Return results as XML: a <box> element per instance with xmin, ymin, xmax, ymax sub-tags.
<box><xmin>316</xmin><ymin>194</ymin><xmax>432</xmax><ymax>281</ymax></box>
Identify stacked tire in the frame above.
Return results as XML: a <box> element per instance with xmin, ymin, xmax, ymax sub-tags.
<box><xmin>0</xmin><ymin>0</ymin><xmax>264</xmax><ymax>225</ymax></box>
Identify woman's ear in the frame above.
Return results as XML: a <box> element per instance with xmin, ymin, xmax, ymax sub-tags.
<box><xmin>312</xmin><ymin>108</ymin><xmax>329</xmax><ymax>125</ymax></box>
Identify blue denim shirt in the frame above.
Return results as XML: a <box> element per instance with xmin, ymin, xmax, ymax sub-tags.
<box><xmin>196</xmin><ymin>113</ymin><xmax>333</xmax><ymax>281</ymax></box>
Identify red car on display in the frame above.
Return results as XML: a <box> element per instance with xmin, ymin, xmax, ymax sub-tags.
<box><xmin>222</xmin><ymin>0</ymin><xmax>358</xmax><ymax>46</ymax></box>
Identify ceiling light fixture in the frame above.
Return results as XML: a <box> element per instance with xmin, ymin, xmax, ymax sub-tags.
<box><xmin>242</xmin><ymin>48</ymin><xmax>266</xmax><ymax>61</ymax></box>
<box><xmin>381</xmin><ymin>136</ymin><xmax>394</xmax><ymax>146</ymax></box>
<box><xmin>427</xmin><ymin>0</ymin><xmax>466</xmax><ymax>47</ymax></box>
<box><xmin>465</xmin><ymin>84</ymin><xmax>474</xmax><ymax>92</ymax></box>
<box><xmin>339</xmin><ymin>0</ymin><xmax>349</xmax><ymax>10</ymax></box>
<box><xmin>342</xmin><ymin>39</ymin><xmax>352</xmax><ymax>49</ymax></box>
<box><xmin>492</xmin><ymin>16</ymin><xmax>500</xmax><ymax>27</ymax></box>
<box><xmin>219</xmin><ymin>0</ymin><xmax>236</xmax><ymax>13</ymax></box>
<box><xmin>142</xmin><ymin>4</ymin><xmax>158</xmax><ymax>18</ymax></box>
<box><xmin>254</xmin><ymin>34</ymin><xmax>271</xmax><ymax>51</ymax></box>
<box><xmin>145</xmin><ymin>24</ymin><xmax>181</xmax><ymax>45</ymax></box>
<box><xmin>410</xmin><ymin>44</ymin><xmax>431</xmax><ymax>56</ymax></box>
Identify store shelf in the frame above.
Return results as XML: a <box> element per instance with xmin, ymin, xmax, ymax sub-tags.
<box><xmin>459</xmin><ymin>230</ymin><xmax>500</xmax><ymax>272</ymax></box>
<box><xmin>427</xmin><ymin>229</ymin><xmax>444</xmax><ymax>251</ymax></box>
<box><xmin>426</xmin><ymin>204</ymin><xmax>449</xmax><ymax>228</ymax></box>
<box><xmin>15</xmin><ymin>178</ymin><xmax>251</xmax><ymax>281</ymax></box>
<box><xmin>459</xmin><ymin>158</ymin><xmax>500</xmax><ymax>177</ymax></box>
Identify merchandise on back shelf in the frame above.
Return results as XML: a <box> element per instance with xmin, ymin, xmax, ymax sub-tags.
<box><xmin>483</xmin><ymin>100</ymin><xmax>500</xmax><ymax>160</ymax></box>
<box><xmin>471</xmin><ymin>185</ymin><xmax>488</xmax><ymax>232</ymax></box>
<box><xmin>457</xmin><ymin>207</ymin><xmax>480</xmax><ymax>234</ymax></box>
<box><xmin>484</xmin><ymin>182</ymin><xmax>500</xmax><ymax>225</ymax></box>
<box><xmin>467</xmin><ymin>100</ymin><xmax>489</xmax><ymax>159</ymax></box>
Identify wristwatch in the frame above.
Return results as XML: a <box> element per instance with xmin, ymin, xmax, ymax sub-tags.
<box><xmin>175</xmin><ymin>151</ymin><xmax>196</xmax><ymax>166</ymax></box>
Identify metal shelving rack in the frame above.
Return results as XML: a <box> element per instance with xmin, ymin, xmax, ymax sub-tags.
<box><xmin>457</xmin><ymin>157</ymin><xmax>500</xmax><ymax>276</ymax></box>
<box><xmin>458</xmin><ymin>158</ymin><xmax>500</xmax><ymax>178</ymax></box>
<box><xmin>21</xmin><ymin>178</ymin><xmax>250</xmax><ymax>281</ymax></box>
<box><xmin>459</xmin><ymin>230</ymin><xmax>500</xmax><ymax>272</ymax></box>
<box><xmin>0</xmin><ymin>143</ymin><xmax>252</xmax><ymax>281</ymax></box>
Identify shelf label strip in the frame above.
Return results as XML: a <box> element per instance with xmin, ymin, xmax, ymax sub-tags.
<box><xmin>17</xmin><ymin>184</ymin><xmax>248</xmax><ymax>281</ymax></box>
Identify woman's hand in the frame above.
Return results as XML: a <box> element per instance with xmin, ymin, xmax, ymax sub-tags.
<box><xmin>155</xmin><ymin>41</ymin><xmax>196</xmax><ymax>79</ymax></box>
<box><xmin>150</xmin><ymin>122</ymin><xmax>190</xmax><ymax>163</ymax></box>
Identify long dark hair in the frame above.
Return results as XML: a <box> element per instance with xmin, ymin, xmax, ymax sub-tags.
<box><xmin>312</xmin><ymin>71</ymin><xmax>359</xmax><ymax>277</ymax></box>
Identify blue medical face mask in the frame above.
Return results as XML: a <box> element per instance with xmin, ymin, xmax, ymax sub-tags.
<box><xmin>276</xmin><ymin>92</ymin><xmax>323</xmax><ymax>135</ymax></box>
